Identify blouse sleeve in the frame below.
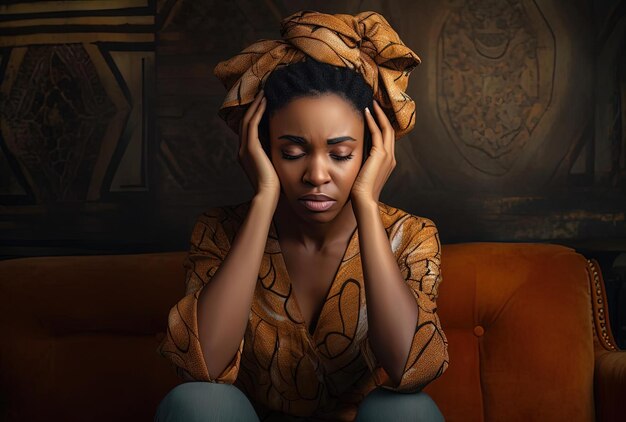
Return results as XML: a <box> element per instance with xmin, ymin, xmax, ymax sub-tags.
<box><xmin>156</xmin><ymin>208</ymin><xmax>244</xmax><ymax>383</ymax></box>
<box><xmin>360</xmin><ymin>216</ymin><xmax>449</xmax><ymax>393</ymax></box>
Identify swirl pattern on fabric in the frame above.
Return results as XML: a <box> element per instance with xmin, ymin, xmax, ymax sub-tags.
<box><xmin>213</xmin><ymin>10</ymin><xmax>421</xmax><ymax>139</ymax></box>
<box><xmin>157</xmin><ymin>200</ymin><xmax>449</xmax><ymax>420</ymax></box>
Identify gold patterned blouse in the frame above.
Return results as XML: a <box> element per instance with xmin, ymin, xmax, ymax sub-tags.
<box><xmin>157</xmin><ymin>199</ymin><xmax>449</xmax><ymax>421</ymax></box>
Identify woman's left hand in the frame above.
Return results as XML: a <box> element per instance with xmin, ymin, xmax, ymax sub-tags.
<box><xmin>351</xmin><ymin>99</ymin><xmax>396</xmax><ymax>204</ymax></box>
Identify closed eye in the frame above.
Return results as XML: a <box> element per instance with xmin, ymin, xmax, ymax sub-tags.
<box><xmin>281</xmin><ymin>152</ymin><xmax>305</xmax><ymax>160</ymax></box>
<box><xmin>281</xmin><ymin>152</ymin><xmax>354</xmax><ymax>161</ymax></box>
<box><xmin>333</xmin><ymin>154</ymin><xmax>354</xmax><ymax>161</ymax></box>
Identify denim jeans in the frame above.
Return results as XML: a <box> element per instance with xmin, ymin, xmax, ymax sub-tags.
<box><xmin>154</xmin><ymin>381</ymin><xmax>445</xmax><ymax>421</ymax></box>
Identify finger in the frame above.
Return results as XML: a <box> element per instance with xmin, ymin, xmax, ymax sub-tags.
<box><xmin>373</xmin><ymin>100</ymin><xmax>394</xmax><ymax>157</ymax></box>
<box><xmin>241</xmin><ymin>90</ymin><xmax>264</xmax><ymax>151</ymax></box>
<box><xmin>240</xmin><ymin>119</ymin><xmax>248</xmax><ymax>156</ymax></box>
<box><xmin>371</xmin><ymin>102</ymin><xmax>394</xmax><ymax>194</ymax></box>
<box><xmin>243</xmin><ymin>89</ymin><xmax>264</xmax><ymax>123</ymax></box>
<box><xmin>364</xmin><ymin>106</ymin><xmax>383</xmax><ymax>152</ymax></box>
<box><xmin>390</xmin><ymin>121</ymin><xmax>396</xmax><ymax>167</ymax></box>
<box><xmin>248</xmin><ymin>96</ymin><xmax>266</xmax><ymax>150</ymax></box>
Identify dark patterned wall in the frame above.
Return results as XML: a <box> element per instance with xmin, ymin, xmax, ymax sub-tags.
<box><xmin>1</xmin><ymin>0</ymin><xmax>625</xmax><ymax>259</ymax></box>
<box><xmin>153</xmin><ymin>0</ymin><xmax>626</xmax><ymax>246</ymax></box>
<box><xmin>3</xmin><ymin>44</ymin><xmax>117</xmax><ymax>202</ymax></box>
<box><xmin>0</xmin><ymin>0</ymin><xmax>157</xmax><ymax>255</ymax></box>
<box><xmin>437</xmin><ymin>0</ymin><xmax>556</xmax><ymax>177</ymax></box>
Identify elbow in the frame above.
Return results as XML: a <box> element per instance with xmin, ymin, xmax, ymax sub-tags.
<box><xmin>202</xmin><ymin>345</ymin><xmax>236</xmax><ymax>383</ymax></box>
<box><xmin>391</xmin><ymin>363</ymin><xmax>448</xmax><ymax>393</ymax></box>
<box><xmin>200</xmin><ymin>337</ymin><xmax>245</xmax><ymax>384</ymax></box>
<box><xmin>419</xmin><ymin>345</ymin><xmax>450</xmax><ymax>388</ymax></box>
<box><xmin>390</xmin><ymin>342</ymin><xmax>450</xmax><ymax>393</ymax></box>
<box><xmin>424</xmin><ymin>339</ymin><xmax>450</xmax><ymax>385</ymax></box>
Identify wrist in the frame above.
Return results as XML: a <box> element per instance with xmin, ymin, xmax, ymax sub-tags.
<box><xmin>253</xmin><ymin>190</ymin><xmax>280</xmax><ymax>208</ymax></box>
<box><xmin>351</xmin><ymin>194</ymin><xmax>378</xmax><ymax>211</ymax></box>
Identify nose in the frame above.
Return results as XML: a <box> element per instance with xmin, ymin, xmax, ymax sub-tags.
<box><xmin>302</xmin><ymin>153</ymin><xmax>331</xmax><ymax>187</ymax></box>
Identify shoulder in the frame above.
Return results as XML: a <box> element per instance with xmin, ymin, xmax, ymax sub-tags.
<box><xmin>377</xmin><ymin>201</ymin><xmax>438</xmax><ymax>235</ymax></box>
<box><xmin>377</xmin><ymin>202</ymin><xmax>440</xmax><ymax>255</ymax></box>
<box><xmin>193</xmin><ymin>199</ymin><xmax>252</xmax><ymax>240</ymax></box>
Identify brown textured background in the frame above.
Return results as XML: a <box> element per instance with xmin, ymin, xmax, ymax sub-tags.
<box><xmin>0</xmin><ymin>0</ymin><xmax>625</xmax><ymax>355</ymax></box>
<box><xmin>0</xmin><ymin>1</ymin><xmax>624</xmax><ymax>259</ymax></box>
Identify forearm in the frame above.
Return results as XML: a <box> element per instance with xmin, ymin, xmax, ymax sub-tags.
<box><xmin>353</xmin><ymin>198</ymin><xmax>418</xmax><ymax>385</ymax></box>
<box><xmin>197</xmin><ymin>192</ymin><xmax>278</xmax><ymax>379</ymax></box>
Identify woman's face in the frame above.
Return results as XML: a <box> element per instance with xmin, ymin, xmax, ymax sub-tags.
<box><xmin>268</xmin><ymin>93</ymin><xmax>364</xmax><ymax>224</ymax></box>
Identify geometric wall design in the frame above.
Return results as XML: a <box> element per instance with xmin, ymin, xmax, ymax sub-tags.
<box><xmin>0</xmin><ymin>0</ymin><xmax>155</xmax><ymax>204</ymax></box>
<box><xmin>1</xmin><ymin>44</ymin><xmax>118</xmax><ymax>202</ymax></box>
<box><xmin>0</xmin><ymin>0</ymin><xmax>624</xmax><ymax>257</ymax></box>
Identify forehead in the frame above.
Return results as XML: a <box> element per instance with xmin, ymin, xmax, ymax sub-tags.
<box><xmin>269</xmin><ymin>93</ymin><xmax>363</xmax><ymax>140</ymax></box>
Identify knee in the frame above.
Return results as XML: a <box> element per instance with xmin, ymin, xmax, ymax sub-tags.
<box><xmin>356</xmin><ymin>388</ymin><xmax>445</xmax><ymax>422</ymax></box>
<box><xmin>155</xmin><ymin>381</ymin><xmax>258</xmax><ymax>422</ymax></box>
<box><xmin>161</xmin><ymin>381</ymin><xmax>247</xmax><ymax>403</ymax></box>
<box><xmin>410</xmin><ymin>392</ymin><xmax>445</xmax><ymax>422</ymax></box>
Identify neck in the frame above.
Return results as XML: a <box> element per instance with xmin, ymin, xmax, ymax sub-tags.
<box><xmin>273</xmin><ymin>194</ymin><xmax>358</xmax><ymax>252</ymax></box>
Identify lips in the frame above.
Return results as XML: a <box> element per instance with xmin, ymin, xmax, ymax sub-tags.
<box><xmin>299</xmin><ymin>193</ymin><xmax>334</xmax><ymax>201</ymax></box>
<box><xmin>298</xmin><ymin>193</ymin><xmax>336</xmax><ymax>212</ymax></box>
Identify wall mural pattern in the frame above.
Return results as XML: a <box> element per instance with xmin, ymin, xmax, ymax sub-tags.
<box><xmin>1</xmin><ymin>44</ymin><xmax>117</xmax><ymax>202</ymax></box>
<box><xmin>0</xmin><ymin>0</ymin><xmax>154</xmax><ymax>207</ymax></box>
<box><xmin>437</xmin><ymin>0</ymin><xmax>555</xmax><ymax>175</ymax></box>
<box><xmin>0</xmin><ymin>0</ymin><xmax>623</xmax><ymax>258</ymax></box>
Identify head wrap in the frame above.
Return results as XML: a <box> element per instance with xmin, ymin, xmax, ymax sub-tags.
<box><xmin>214</xmin><ymin>10</ymin><xmax>421</xmax><ymax>139</ymax></box>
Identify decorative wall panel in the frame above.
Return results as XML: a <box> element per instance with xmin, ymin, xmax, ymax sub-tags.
<box><xmin>1</xmin><ymin>44</ymin><xmax>124</xmax><ymax>202</ymax></box>
<box><xmin>0</xmin><ymin>0</ymin><xmax>624</xmax><ymax>257</ymax></box>
<box><xmin>0</xmin><ymin>1</ymin><xmax>155</xmax><ymax>205</ymax></box>
<box><xmin>0</xmin><ymin>1</ymin><xmax>157</xmax><ymax>256</ymax></box>
<box><xmin>437</xmin><ymin>0</ymin><xmax>555</xmax><ymax>176</ymax></box>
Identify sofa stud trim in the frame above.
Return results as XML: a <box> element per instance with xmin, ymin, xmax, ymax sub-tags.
<box><xmin>587</xmin><ymin>258</ymin><xmax>619</xmax><ymax>352</ymax></box>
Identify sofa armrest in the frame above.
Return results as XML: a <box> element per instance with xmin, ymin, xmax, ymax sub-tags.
<box><xmin>594</xmin><ymin>347</ymin><xmax>626</xmax><ymax>421</ymax></box>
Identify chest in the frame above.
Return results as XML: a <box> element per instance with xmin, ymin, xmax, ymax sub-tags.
<box><xmin>280</xmin><ymin>245</ymin><xmax>345</xmax><ymax>336</ymax></box>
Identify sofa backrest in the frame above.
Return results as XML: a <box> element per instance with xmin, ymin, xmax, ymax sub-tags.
<box><xmin>426</xmin><ymin>242</ymin><xmax>595</xmax><ymax>421</ymax></box>
<box><xmin>0</xmin><ymin>243</ymin><xmax>597</xmax><ymax>421</ymax></box>
<box><xmin>0</xmin><ymin>252</ymin><xmax>187</xmax><ymax>421</ymax></box>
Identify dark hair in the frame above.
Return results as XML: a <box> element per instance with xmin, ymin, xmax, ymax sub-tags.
<box><xmin>258</xmin><ymin>58</ymin><xmax>374</xmax><ymax>166</ymax></box>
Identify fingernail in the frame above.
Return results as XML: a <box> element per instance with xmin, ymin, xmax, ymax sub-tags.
<box><xmin>365</xmin><ymin>107</ymin><xmax>371</xmax><ymax>114</ymax></box>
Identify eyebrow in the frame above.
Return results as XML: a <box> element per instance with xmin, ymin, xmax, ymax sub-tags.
<box><xmin>278</xmin><ymin>135</ymin><xmax>356</xmax><ymax>145</ymax></box>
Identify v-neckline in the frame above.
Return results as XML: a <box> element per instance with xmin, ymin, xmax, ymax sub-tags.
<box><xmin>270</xmin><ymin>216</ymin><xmax>359</xmax><ymax>341</ymax></box>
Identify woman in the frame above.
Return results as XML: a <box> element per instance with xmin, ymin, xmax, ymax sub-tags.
<box><xmin>156</xmin><ymin>10</ymin><xmax>449</xmax><ymax>422</ymax></box>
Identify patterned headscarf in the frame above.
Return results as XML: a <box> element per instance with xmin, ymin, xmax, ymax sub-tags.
<box><xmin>214</xmin><ymin>10</ymin><xmax>421</xmax><ymax>139</ymax></box>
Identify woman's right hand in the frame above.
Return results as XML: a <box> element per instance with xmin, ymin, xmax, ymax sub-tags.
<box><xmin>238</xmin><ymin>90</ymin><xmax>280</xmax><ymax>200</ymax></box>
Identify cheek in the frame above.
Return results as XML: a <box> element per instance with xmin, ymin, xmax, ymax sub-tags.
<box><xmin>270</xmin><ymin>160</ymin><xmax>300</xmax><ymax>191</ymax></box>
<box><xmin>338</xmin><ymin>147</ymin><xmax>363</xmax><ymax>180</ymax></box>
<box><xmin>339</xmin><ymin>161</ymin><xmax>362</xmax><ymax>186</ymax></box>
<box><xmin>272</xmin><ymin>163</ymin><xmax>288</xmax><ymax>182</ymax></box>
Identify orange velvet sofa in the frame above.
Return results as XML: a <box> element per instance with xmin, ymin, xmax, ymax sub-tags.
<box><xmin>0</xmin><ymin>242</ymin><xmax>624</xmax><ymax>421</ymax></box>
